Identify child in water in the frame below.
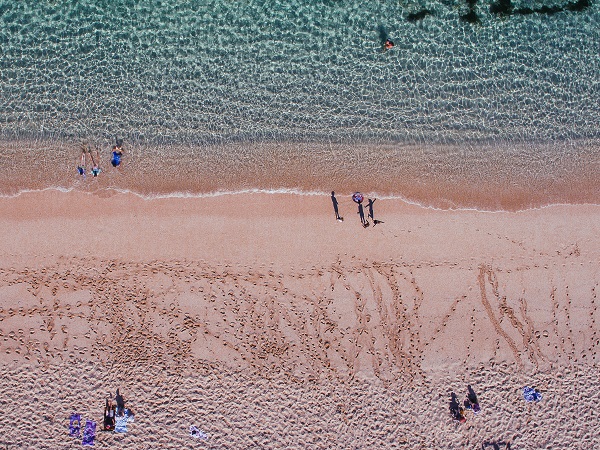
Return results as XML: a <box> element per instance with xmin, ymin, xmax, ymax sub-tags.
<box><xmin>77</xmin><ymin>149</ymin><xmax>87</xmax><ymax>178</ymax></box>
<box><xmin>77</xmin><ymin>143</ymin><xmax>92</xmax><ymax>178</ymax></box>
<box><xmin>90</xmin><ymin>145</ymin><xmax>102</xmax><ymax>177</ymax></box>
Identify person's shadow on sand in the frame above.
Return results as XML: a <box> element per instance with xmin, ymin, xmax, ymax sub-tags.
<box><xmin>358</xmin><ymin>203</ymin><xmax>369</xmax><ymax>228</ymax></box>
<box><xmin>449</xmin><ymin>392</ymin><xmax>464</xmax><ymax>421</ymax></box>
<box><xmin>467</xmin><ymin>385</ymin><xmax>479</xmax><ymax>405</ymax></box>
<box><xmin>331</xmin><ymin>191</ymin><xmax>343</xmax><ymax>222</ymax></box>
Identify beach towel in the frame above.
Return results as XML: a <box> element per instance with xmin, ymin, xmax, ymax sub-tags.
<box><xmin>82</xmin><ymin>420</ymin><xmax>96</xmax><ymax>446</ymax></box>
<box><xmin>69</xmin><ymin>414</ymin><xmax>81</xmax><ymax>438</ymax></box>
<box><xmin>523</xmin><ymin>386</ymin><xmax>543</xmax><ymax>402</ymax></box>
<box><xmin>190</xmin><ymin>426</ymin><xmax>208</xmax><ymax>440</ymax></box>
<box><xmin>115</xmin><ymin>410</ymin><xmax>134</xmax><ymax>433</ymax></box>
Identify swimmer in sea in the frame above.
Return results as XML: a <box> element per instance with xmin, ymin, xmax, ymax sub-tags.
<box><xmin>384</xmin><ymin>38</ymin><xmax>395</xmax><ymax>51</ymax></box>
<box><xmin>111</xmin><ymin>138</ymin><xmax>123</xmax><ymax>167</ymax></box>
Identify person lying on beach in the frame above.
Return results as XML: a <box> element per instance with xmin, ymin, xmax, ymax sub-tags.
<box><xmin>449</xmin><ymin>393</ymin><xmax>466</xmax><ymax>423</ymax></box>
<box><xmin>103</xmin><ymin>398</ymin><xmax>116</xmax><ymax>431</ymax></box>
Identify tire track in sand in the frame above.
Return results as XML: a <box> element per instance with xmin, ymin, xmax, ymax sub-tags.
<box><xmin>478</xmin><ymin>265</ymin><xmax>523</xmax><ymax>369</ymax></box>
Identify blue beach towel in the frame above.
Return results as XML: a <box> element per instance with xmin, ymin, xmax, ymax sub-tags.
<box><xmin>523</xmin><ymin>386</ymin><xmax>543</xmax><ymax>402</ymax></box>
<box><xmin>82</xmin><ymin>420</ymin><xmax>96</xmax><ymax>446</ymax></box>
<box><xmin>115</xmin><ymin>410</ymin><xmax>134</xmax><ymax>433</ymax></box>
<box><xmin>69</xmin><ymin>414</ymin><xmax>81</xmax><ymax>438</ymax></box>
<box><xmin>190</xmin><ymin>425</ymin><xmax>208</xmax><ymax>440</ymax></box>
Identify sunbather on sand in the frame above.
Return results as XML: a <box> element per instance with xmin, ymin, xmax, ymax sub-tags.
<box><xmin>103</xmin><ymin>398</ymin><xmax>116</xmax><ymax>431</ymax></box>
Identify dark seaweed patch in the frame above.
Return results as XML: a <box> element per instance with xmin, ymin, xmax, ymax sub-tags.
<box><xmin>490</xmin><ymin>0</ymin><xmax>513</xmax><ymax>15</ymax></box>
<box><xmin>461</xmin><ymin>0</ymin><xmax>480</xmax><ymax>24</ymax></box>
<box><xmin>461</xmin><ymin>9</ymin><xmax>481</xmax><ymax>23</ymax></box>
<box><xmin>406</xmin><ymin>9</ymin><xmax>434</xmax><ymax>22</ymax></box>
<box><xmin>493</xmin><ymin>0</ymin><xmax>591</xmax><ymax>16</ymax></box>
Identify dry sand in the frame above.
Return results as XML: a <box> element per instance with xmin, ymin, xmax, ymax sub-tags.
<box><xmin>0</xmin><ymin>190</ymin><xmax>599</xmax><ymax>449</ymax></box>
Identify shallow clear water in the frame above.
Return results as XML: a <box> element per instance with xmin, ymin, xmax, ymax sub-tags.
<box><xmin>0</xmin><ymin>0</ymin><xmax>599</xmax><ymax>208</ymax></box>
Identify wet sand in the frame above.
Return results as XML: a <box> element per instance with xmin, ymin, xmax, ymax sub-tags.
<box><xmin>2</xmin><ymin>138</ymin><xmax>599</xmax><ymax>210</ymax></box>
<box><xmin>0</xmin><ymin>190</ymin><xmax>599</xmax><ymax>448</ymax></box>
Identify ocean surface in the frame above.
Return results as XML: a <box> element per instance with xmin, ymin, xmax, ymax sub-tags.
<box><xmin>1</xmin><ymin>0</ymin><xmax>599</xmax><ymax>209</ymax></box>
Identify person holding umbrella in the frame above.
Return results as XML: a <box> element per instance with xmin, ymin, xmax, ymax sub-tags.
<box><xmin>352</xmin><ymin>193</ymin><xmax>370</xmax><ymax>228</ymax></box>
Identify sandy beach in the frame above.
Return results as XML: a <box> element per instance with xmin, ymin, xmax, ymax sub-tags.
<box><xmin>0</xmin><ymin>190</ymin><xmax>599</xmax><ymax>449</ymax></box>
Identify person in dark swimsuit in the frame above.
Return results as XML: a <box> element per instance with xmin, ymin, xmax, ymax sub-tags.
<box><xmin>111</xmin><ymin>137</ymin><xmax>124</xmax><ymax>167</ymax></box>
<box><xmin>111</xmin><ymin>146</ymin><xmax>123</xmax><ymax>167</ymax></box>
<box><xmin>103</xmin><ymin>398</ymin><xmax>116</xmax><ymax>431</ymax></box>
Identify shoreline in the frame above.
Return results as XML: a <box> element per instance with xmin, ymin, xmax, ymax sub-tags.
<box><xmin>1</xmin><ymin>190</ymin><xmax>599</xmax><ymax>270</ymax></box>
<box><xmin>2</xmin><ymin>185</ymin><xmax>600</xmax><ymax>214</ymax></box>
<box><xmin>2</xmin><ymin>138</ymin><xmax>599</xmax><ymax>211</ymax></box>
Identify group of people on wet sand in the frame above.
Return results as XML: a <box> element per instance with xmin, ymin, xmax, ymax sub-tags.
<box><xmin>76</xmin><ymin>137</ymin><xmax>124</xmax><ymax>179</ymax></box>
<box><xmin>331</xmin><ymin>191</ymin><xmax>385</xmax><ymax>228</ymax></box>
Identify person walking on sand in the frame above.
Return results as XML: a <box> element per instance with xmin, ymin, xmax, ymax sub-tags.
<box><xmin>103</xmin><ymin>397</ymin><xmax>116</xmax><ymax>431</ymax></box>
<box><xmin>331</xmin><ymin>191</ymin><xmax>344</xmax><ymax>222</ymax></box>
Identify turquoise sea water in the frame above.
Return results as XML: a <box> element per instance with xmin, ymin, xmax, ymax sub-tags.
<box><xmin>0</xmin><ymin>0</ymin><xmax>599</xmax><ymax>208</ymax></box>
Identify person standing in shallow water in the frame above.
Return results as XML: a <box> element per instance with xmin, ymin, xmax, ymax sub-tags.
<box><xmin>89</xmin><ymin>145</ymin><xmax>102</xmax><ymax>177</ymax></box>
<box><xmin>77</xmin><ymin>146</ymin><xmax>87</xmax><ymax>178</ymax></box>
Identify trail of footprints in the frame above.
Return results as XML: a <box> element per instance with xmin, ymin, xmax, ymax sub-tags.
<box><xmin>0</xmin><ymin>256</ymin><xmax>598</xmax><ymax>379</ymax></box>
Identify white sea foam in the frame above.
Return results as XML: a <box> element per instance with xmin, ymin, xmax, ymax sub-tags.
<box><xmin>2</xmin><ymin>186</ymin><xmax>598</xmax><ymax>214</ymax></box>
